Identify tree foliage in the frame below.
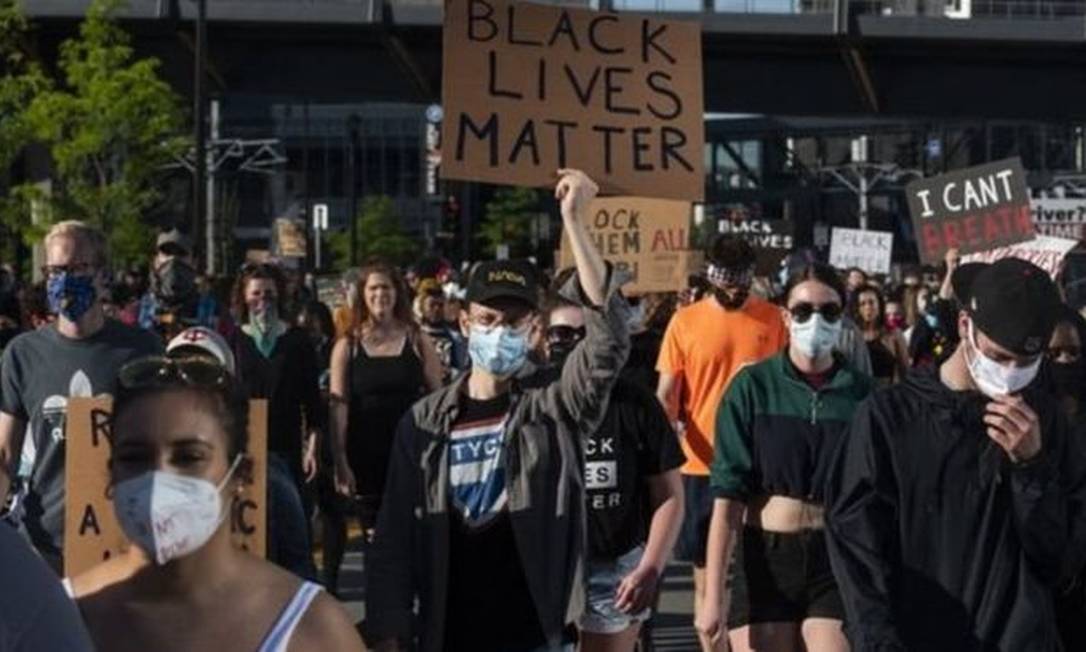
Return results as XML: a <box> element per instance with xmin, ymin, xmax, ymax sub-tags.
<box><xmin>330</xmin><ymin>196</ymin><xmax>419</xmax><ymax>269</ymax></box>
<box><xmin>1</xmin><ymin>0</ymin><xmax>189</xmax><ymax>267</ymax></box>
<box><xmin>477</xmin><ymin>186</ymin><xmax>540</xmax><ymax>258</ymax></box>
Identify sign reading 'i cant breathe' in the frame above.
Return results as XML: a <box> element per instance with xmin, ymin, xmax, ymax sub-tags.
<box><xmin>441</xmin><ymin>0</ymin><xmax>705</xmax><ymax>201</ymax></box>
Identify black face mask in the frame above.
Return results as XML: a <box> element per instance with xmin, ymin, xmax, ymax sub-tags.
<box><xmin>1050</xmin><ymin>361</ymin><xmax>1086</xmax><ymax>398</ymax></box>
<box><xmin>547</xmin><ymin>340</ymin><xmax>578</xmax><ymax>369</ymax></box>
<box><xmin>713</xmin><ymin>286</ymin><xmax>749</xmax><ymax>310</ymax></box>
<box><xmin>153</xmin><ymin>258</ymin><xmax>197</xmax><ymax>307</ymax></box>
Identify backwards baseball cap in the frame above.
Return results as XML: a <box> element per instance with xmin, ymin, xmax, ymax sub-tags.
<box><xmin>953</xmin><ymin>258</ymin><xmax>1062</xmax><ymax>357</ymax></box>
<box><xmin>166</xmin><ymin>326</ymin><xmax>236</xmax><ymax>375</ymax></box>
<box><xmin>157</xmin><ymin>229</ymin><xmax>192</xmax><ymax>257</ymax></box>
<box><xmin>465</xmin><ymin>260</ymin><xmax>540</xmax><ymax>310</ymax></box>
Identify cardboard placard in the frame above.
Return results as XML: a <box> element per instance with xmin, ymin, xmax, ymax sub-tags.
<box><xmin>558</xmin><ymin>197</ymin><xmax>698</xmax><ymax>292</ymax></box>
<box><xmin>275</xmin><ymin>218</ymin><xmax>307</xmax><ymax>258</ymax></box>
<box><xmin>65</xmin><ymin>398</ymin><xmax>268</xmax><ymax>577</ymax></box>
<box><xmin>961</xmin><ymin>234</ymin><xmax>1079</xmax><ymax>280</ymax></box>
<box><xmin>1032</xmin><ymin>198</ymin><xmax>1086</xmax><ymax>240</ymax></box>
<box><xmin>829</xmin><ymin>227</ymin><xmax>894</xmax><ymax>275</ymax></box>
<box><xmin>441</xmin><ymin>0</ymin><xmax>705</xmax><ymax>201</ymax></box>
<box><xmin>718</xmin><ymin>219</ymin><xmax>795</xmax><ymax>275</ymax></box>
<box><xmin>905</xmin><ymin>158</ymin><xmax>1034</xmax><ymax>264</ymax></box>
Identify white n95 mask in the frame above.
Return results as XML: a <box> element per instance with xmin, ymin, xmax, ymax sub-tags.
<box><xmin>112</xmin><ymin>456</ymin><xmax>241</xmax><ymax>565</ymax></box>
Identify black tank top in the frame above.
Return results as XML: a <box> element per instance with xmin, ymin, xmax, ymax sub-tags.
<box><xmin>867</xmin><ymin>337</ymin><xmax>898</xmax><ymax>384</ymax></box>
<box><xmin>347</xmin><ymin>333</ymin><xmax>425</xmax><ymax>496</ymax></box>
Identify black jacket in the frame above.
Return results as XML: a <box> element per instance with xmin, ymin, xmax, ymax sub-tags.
<box><xmin>825</xmin><ymin>367</ymin><xmax>1086</xmax><ymax>652</ymax></box>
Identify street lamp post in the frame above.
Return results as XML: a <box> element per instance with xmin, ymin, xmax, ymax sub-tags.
<box><xmin>347</xmin><ymin>115</ymin><xmax>361</xmax><ymax>267</ymax></box>
<box><xmin>193</xmin><ymin>0</ymin><xmax>208</xmax><ymax>269</ymax></box>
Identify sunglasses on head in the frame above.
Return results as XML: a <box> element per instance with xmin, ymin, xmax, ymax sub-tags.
<box><xmin>545</xmin><ymin>325</ymin><xmax>586</xmax><ymax>344</ymax></box>
<box><xmin>118</xmin><ymin>356</ymin><xmax>230</xmax><ymax>392</ymax></box>
<box><xmin>789</xmin><ymin>302</ymin><xmax>843</xmax><ymax>324</ymax></box>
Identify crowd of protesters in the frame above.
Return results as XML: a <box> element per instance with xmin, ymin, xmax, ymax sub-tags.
<box><xmin>1</xmin><ymin>169</ymin><xmax>1086</xmax><ymax>652</ymax></box>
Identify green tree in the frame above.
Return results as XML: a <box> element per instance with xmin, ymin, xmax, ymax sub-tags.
<box><xmin>3</xmin><ymin>0</ymin><xmax>189</xmax><ymax>267</ymax></box>
<box><xmin>477</xmin><ymin>186</ymin><xmax>540</xmax><ymax>258</ymax></box>
<box><xmin>330</xmin><ymin>195</ymin><xmax>419</xmax><ymax>269</ymax></box>
<box><xmin>0</xmin><ymin>0</ymin><xmax>49</xmax><ymax>263</ymax></box>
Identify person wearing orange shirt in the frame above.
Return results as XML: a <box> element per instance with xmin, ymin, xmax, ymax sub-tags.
<box><xmin>656</xmin><ymin>235</ymin><xmax>788</xmax><ymax>652</ymax></box>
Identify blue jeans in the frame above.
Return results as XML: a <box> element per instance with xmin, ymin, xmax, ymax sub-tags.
<box><xmin>267</xmin><ymin>453</ymin><xmax>317</xmax><ymax>580</ymax></box>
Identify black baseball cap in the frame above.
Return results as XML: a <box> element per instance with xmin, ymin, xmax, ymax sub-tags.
<box><xmin>465</xmin><ymin>260</ymin><xmax>541</xmax><ymax>310</ymax></box>
<box><xmin>953</xmin><ymin>258</ymin><xmax>1062</xmax><ymax>357</ymax></box>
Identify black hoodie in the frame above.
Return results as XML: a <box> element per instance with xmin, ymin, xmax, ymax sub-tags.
<box><xmin>825</xmin><ymin>366</ymin><xmax>1086</xmax><ymax>652</ymax></box>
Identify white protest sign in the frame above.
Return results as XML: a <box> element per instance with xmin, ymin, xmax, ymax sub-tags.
<box><xmin>1031</xmin><ymin>198</ymin><xmax>1086</xmax><ymax>240</ymax></box>
<box><xmin>829</xmin><ymin>227</ymin><xmax>893</xmax><ymax>275</ymax></box>
<box><xmin>961</xmin><ymin>234</ymin><xmax>1079</xmax><ymax>279</ymax></box>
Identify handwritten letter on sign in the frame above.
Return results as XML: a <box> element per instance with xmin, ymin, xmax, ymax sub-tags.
<box><xmin>442</xmin><ymin>0</ymin><xmax>705</xmax><ymax>201</ymax></box>
<box><xmin>65</xmin><ymin>398</ymin><xmax>268</xmax><ymax>577</ymax></box>
<box><xmin>905</xmin><ymin>158</ymin><xmax>1034</xmax><ymax>264</ymax></box>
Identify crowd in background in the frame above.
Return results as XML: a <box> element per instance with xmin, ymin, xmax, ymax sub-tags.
<box><xmin>2</xmin><ymin>174</ymin><xmax>1086</xmax><ymax>651</ymax></box>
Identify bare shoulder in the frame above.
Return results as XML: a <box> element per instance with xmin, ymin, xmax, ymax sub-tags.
<box><xmin>289</xmin><ymin>590</ymin><xmax>366</xmax><ymax>652</ymax></box>
<box><xmin>70</xmin><ymin>548</ymin><xmax>147</xmax><ymax>599</ymax></box>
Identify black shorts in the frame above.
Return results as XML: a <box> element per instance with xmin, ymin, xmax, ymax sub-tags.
<box><xmin>675</xmin><ymin>474</ymin><xmax>713</xmax><ymax>566</ymax></box>
<box><xmin>727</xmin><ymin>526</ymin><xmax>844</xmax><ymax>628</ymax></box>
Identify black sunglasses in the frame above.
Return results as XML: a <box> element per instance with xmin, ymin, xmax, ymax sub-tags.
<box><xmin>118</xmin><ymin>356</ymin><xmax>230</xmax><ymax>391</ymax></box>
<box><xmin>545</xmin><ymin>325</ymin><xmax>586</xmax><ymax>343</ymax></box>
<box><xmin>789</xmin><ymin>302</ymin><xmax>843</xmax><ymax>324</ymax></box>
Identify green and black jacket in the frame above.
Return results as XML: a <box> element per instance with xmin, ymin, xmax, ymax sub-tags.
<box><xmin>710</xmin><ymin>351</ymin><xmax>872</xmax><ymax>503</ymax></box>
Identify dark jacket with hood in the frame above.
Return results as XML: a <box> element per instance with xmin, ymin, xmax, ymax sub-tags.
<box><xmin>364</xmin><ymin>269</ymin><xmax>631</xmax><ymax>651</ymax></box>
<box><xmin>825</xmin><ymin>366</ymin><xmax>1086</xmax><ymax>652</ymax></box>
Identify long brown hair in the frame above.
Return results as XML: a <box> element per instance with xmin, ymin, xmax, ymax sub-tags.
<box><xmin>351</xmin><ymin>261</ymin><xmax>418</xmax><ymax>340</ymax></box>
<box><xmin>232</xmin><ymin>263</ymin><xmax>287</xmax><ymax>323</ymax></box>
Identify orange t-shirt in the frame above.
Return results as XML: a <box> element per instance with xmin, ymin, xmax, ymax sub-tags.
<box><xmin>656</xmin><ymin>295</ymin><xmax>788</xmax><ymax>476</ymax></box>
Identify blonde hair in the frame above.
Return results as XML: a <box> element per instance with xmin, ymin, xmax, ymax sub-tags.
<box><xmin>44</xmin><ymin>221</ymin><xmax>109</xmax><ymax>269</ymax></box>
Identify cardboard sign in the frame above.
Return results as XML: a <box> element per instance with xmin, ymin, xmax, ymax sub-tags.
<box><xmin>905</xmin><ymin>158</ymin><xmax>1034</xmax><ymax>264</ymax></box>
<box><xmin>441</xmin><ymin>0</ymin><xmax>705</xmax><ymax>201</ymax></box>
<box><xmin>961</xmin><ymin>234</ymin><xmax>1079</xmax><ymax>280</ymax></box>
<box><xmin>558</xmin><ymin>197</ymin><xmax>697</xmax><ymax>292</ymax></box>
<box><xmin>1032</xmin><ymin>198</ymin><xmax>1086</xmax><ymax>240</ymax></box>
<box><xmin>275</xmin><ymin>218</ymin><xmax>307</xmax><ymax>258</ymax></box>
<box><xmin>718</xmin><ymin>219</ymin><xmax>794</xmax><ymax>275</ymax></box>
<box><xmin>829</xmin><ymin>227</ymin><xmax>894</xmax><ymax>275</ymax></box>
<box><xmin>65</xmin><ymin>398</ymin><xmax>268</xmax><ymax>577</ymax></box>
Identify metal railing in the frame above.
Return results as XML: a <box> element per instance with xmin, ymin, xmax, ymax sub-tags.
<box><xmin>850</xmin><ymin>0</ymin><xmax>1086</xmax><ymax>18</ymax></box>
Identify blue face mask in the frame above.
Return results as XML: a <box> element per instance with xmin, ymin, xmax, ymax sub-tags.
<box><xmin>924</xmin><ymin>312</ymin><xmax>939</xmax><ymax>329</ymax></box>
<box><xmin>469</xmin><ymin>324</ymin><xmax>530</xmax><ymax>378</ymax></box>
<box><xmin>47</xmin><ymin>271</ymin><xmax>97</xmax><ymax>323</ymax></box>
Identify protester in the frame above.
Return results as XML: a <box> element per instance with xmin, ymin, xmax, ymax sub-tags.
<box><xmin>0</xmin><ymin>521</ymin><xmax>94</xmax><ymax>651</ymax></box>
<box><xmin>0</xmin><ymin>221</ymin><xmax>162</xmax><ymax>571</ymax></box>
<box><xmin>853</xmin><ymin>284</ymin><xmax>910</xmax><ymax>385</ymax></box>
<box><xmin>541</xmin><ymin>279</ymin><xmax>685</xmax><ymax>652</ymax></box>
<box><xmin>329</xmin><ymin>262</ymin><xmax>442</xmax><ymax>554</ymax></box>
<box><xmin>656</xmin><ymin>234</ymin><xmax>788</xmax><ymax>652</ymax></box>
<box><xmin>417</xmin><ymin>278</ymin><xmax>466</xmax><ymax>383</ymax></box>
<box><xmin>194</xmin><ymin>274</ymin><xmax>221</xmax><ymax>330</ymax></box>
<box><xmin>844</xmin><ymin>267</ymin><xmax>867</xmax><ymax>296</ymax></box>
<box><xmin>138</xmin><ymin>229</ymin><xmax>200</xmax><ymax>340</ymax></box>
<box><xmin>696</xmin><ymin>263</ymin><xmax>871</xmax><ymax>652</ymax></box>
<box><xmin>825</xmin><ymin>258</ymin><xmax>1086</xmax><ymax>651</ymax></box>
<box><xmin>365</xmin><ymin>169</ymin><xmax>630</xmax><ymax>652</ymax></box>
<box><xmin>73</xmin><ymin>353</ymin><xmax>364</xmax><ymax>651</ymax></box>
<box><xmin>623</xmin><ymin>292</ymin><xmax>676</xmax><ymax>393</ymax></box>
<box><xmin>1046</xmin><ymin>305</ymin><xmax>1086</xmax><ymax>423</ymax></box>
<box><xmin>230</xmin><ymin>262</ymin><xmax>323</xmax><ymax>579</ymax></box>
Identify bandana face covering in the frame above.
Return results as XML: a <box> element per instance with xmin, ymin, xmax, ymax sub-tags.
<box><xmin>47</xmin><ymin>271</ymin><xmax>97</xmax><ymax>323</ymax></box>
<box><xmin>707</xmin><ymin>264</ymin><xmax>754</xmax><ymax>310</ymax></box>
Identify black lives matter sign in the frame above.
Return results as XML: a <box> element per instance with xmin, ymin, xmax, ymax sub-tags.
<box><xmin>905</xmin><ymin>158</ymin><xmax>1034</xmax><ymax>264</ymax></box>
<box><xmin>441</xmin><ymin>0</ymin><xmax>705</xmax><ymax>201</ymax></box>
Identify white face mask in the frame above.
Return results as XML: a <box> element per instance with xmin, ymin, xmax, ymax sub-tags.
<box><xmin>965</xmin><ymin>321</ymin><xmax>1041</xmax><ymax>398</ymax></box>
<box><xmin>790</xmin><ymin>313</ymin><xmax>842</xmax><ymax>359</ymax></box>
<box><xmin>113</xmin><ymin>456</ymin><xmax>242</xmax><ymax>565</ymax></box>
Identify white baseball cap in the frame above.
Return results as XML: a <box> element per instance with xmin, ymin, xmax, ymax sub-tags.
<box><xmin>166</xmin><ymin>326</ymin><xmax>236</xmax><ymax>376</ymax></box>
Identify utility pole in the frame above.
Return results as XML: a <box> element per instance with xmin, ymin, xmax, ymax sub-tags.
<box><xmin>193</xmin><ymin>0</ymin><xmax>208</xmax><ymax>266</ymax></box>
<box><xmin>206</xmin><ymin>98</ymin><xmax>219</xmax><ymax>275</ymax></box>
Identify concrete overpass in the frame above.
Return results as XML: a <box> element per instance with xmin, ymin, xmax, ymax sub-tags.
<box><xmin>24</xmin><ymin>0</ymin><xmax>1086</xmax><ymax>122</ymax></box>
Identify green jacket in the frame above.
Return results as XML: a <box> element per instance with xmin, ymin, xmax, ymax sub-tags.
<box><xmin>710</xmin><ymin>351</ymin><xmax>872</xmax><ymax>504</ymax></box>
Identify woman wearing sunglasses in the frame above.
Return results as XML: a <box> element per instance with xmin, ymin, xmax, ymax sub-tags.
<box><xmin>696</xmin><ymin>263</ymin><xmax>873</xmax><ymax>652</ymax></box>
<box><xmin>75</xmin><ymin>355</ymin><xmax>365</xmax><ymax>652</ymax></box>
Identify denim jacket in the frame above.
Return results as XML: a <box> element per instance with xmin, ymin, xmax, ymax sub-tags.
<box><xmin>365</xmin><ymin>268</ymin><xmax>631</xmax><ymax>651</ymax></box>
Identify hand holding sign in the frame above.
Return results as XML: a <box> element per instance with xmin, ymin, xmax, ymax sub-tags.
<box><xmin>556</xmin><ymin>168</ymin><xmax>600</xmax><ymax>225</ymax></box>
